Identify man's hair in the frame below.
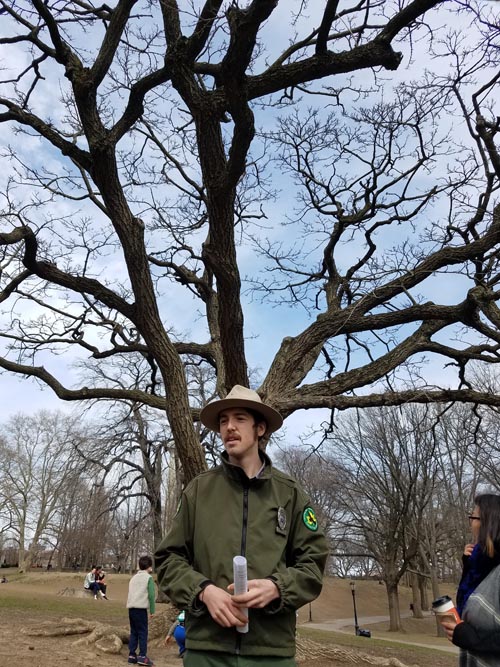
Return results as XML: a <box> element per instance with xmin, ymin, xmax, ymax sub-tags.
<box><xmin>475</xmin><ymin>493</ymin><xmax>500</xmax><ymax>557</ymax></box>
<box><xmin>138</xmin><ymin>555</ymin><xmax>152</xmax><ymax>570</ymax></box>
<box><xmin>246</xmin><ymin>408</ymin><xmax>267</xmax><ymax>429</ymax></box>
<box><xmin>218</xmin><ymin>407</ymin><xmax>267</xmax><ymax>430</ymax></box>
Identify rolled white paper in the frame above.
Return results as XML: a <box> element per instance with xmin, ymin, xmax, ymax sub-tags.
<box><xmin>233</xmin><ymin>555</ymin><xmax>249</xmax><ymax>633</ymax></box>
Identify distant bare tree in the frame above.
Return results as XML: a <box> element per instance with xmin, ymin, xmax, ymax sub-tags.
<box><xmin>53</xmin><ymin>477</ymin><xmax>108</xmax><ymax>570</ymax></box>
<box><xmin>275</xmin><ymin>443</ymin><xmax>346</xmax><ymax>574</ymax></box>
<box><xmin>75</xmin><ymin>402</ymin><xmax>171</xmax><ymax>549</ymax></box>
<box><xmin>460</xmin><ymin>368</ymin><xmax>500</xmax><ymax>494</ymax></box>
<box><xmin>0</xmin><ymin>411</ymin><xmax>88</xmax><ymax>571</ymax></box>
<box><xmin>105</xmin><ymin>497</ymin><xmax>153</xmax><ymax>573</ymax></box>
<box><xmin>427</xmin><ymin>405</ymin><xmax>482</xmax><ymax>576</ymax></box>
<box><xmin>275</xmin><ymin>445</ymin><xmax>343</xmax><ymax>537</ymax></box>
<box><xmin>326</xmin><ymin>405</ymin><xmax>441</xmax><ymax>631</ymax></box>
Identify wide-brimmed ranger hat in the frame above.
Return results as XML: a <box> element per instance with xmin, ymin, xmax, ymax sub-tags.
<box><xmin>200</xmin><ymin>385</ymin><xmax>283</xmax><ymax>435</ymax></box>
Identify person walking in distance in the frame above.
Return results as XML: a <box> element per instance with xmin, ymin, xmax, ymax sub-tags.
<box><xmin>155</xmin><ymin>385</ymin><xmax>328</xmax><ymax>666</ymax></box>
<box><xmin>127</xmin><ymin>555</ymin><xmax>156</xmax><ymax>666</ymax></box>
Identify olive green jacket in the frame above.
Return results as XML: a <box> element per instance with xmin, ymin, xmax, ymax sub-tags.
<box><xmin>155</xmin><ymin>452</ymin><xmax>328</xmax><ymax>657</ymax></box>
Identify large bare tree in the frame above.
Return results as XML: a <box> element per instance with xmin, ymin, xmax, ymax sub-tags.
<box><xmin>78</xmin><ymin>401</ymin><xmax>172</xmax><ymax>548</ymax></box>
<box><xmin>0</xmin><ymin>410</ymin><xmax>87</xmax><ymax>571</ymax></box>
<box><xmin>0</xmin><ymin>1</ymin><xmax>500</xmax><ymax>482</ymax></box>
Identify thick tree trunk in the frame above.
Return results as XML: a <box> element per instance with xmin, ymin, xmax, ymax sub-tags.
<box><xmin>410</xmin><ymin>571</ymin><xmax>424</xmax><ymax>618</ymax></box>
<box><xmin>385</xmin><ymin>581</ymin><xmax>402</xmax><ymax>631</ymax></box>
<box><xmin>196</xmin><ymin>114</ymin><xmax>248</xmax><ymax>390</ymax></box>
<box><xmin>419</xmin><ymin>573</ymin><xmax>429</xmax><ymax>611</ymax></box>
<box><xmin>90</xmin><ymin>152</ymin><xmax>207</xmax><ymax>482</ymax></box>
<box><xmin>430</xmin><ymin>565</ymin><xmax>446</xmax><ymax>637</ymax></box>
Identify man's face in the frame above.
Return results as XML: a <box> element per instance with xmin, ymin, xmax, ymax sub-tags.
<box><xmin>219</xmin><ymin>407</ymin><xmax>266</xmax><ymax>462</ymax></box>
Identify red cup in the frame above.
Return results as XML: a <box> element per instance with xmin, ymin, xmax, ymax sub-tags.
<box><xmin>432</xmin><ymin>595</ymin><xmax>461</xmax><ymax>623</ymax></box>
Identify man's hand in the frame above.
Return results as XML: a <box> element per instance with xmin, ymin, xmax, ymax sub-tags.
<box><xmin>227</xmin><ymin>578</ymin><xmax>280</xmax><ymax>609</ymax></box>
<box><xmin>200</xmin><ymin>584</ymin><xmax>248</xmax><ymax>628</ymax></box>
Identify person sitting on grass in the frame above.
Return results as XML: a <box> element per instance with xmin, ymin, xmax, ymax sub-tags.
<box><xmin>97</xmin><ymin>570</ymin><xmax>108</xmax><ymax>599</ymax></box>
<box><xmin>83</xmin><ymin>565</ymin><xmax>103</xmax><ymax>599</ymax></box>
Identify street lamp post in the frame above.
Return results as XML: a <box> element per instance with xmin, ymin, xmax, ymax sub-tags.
<box><xmin>350</xmin><ymin>581</ymin><xmax>359</xmax><ymax>635</ymax></box>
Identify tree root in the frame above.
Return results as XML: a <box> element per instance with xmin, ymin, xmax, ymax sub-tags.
<box><xmin>95</xmin><ymin>634</ymin><xmax>123</xmax><ymax>654</ymax></box>
<box><xmin>296</xmin><ymin>637</ymin><xmax>416</xmax><ymax>667</ymax></box>
<box><xmin>22</xmin><ymin>619</ymin><xmax>95</xmax><ymax>636</ymax></box>
<box><xmin>21</xmin><ymin>608</ymin><xmax>177</xmax><ymax>655</ymax></box>
<box><xmin>73</xmin><ymin>626</ymin><xmax>113</xmax><ymax>646</ymax></box>
<box><xmin>23</xmin><ymin>613</ymin><xmax>414</xmax><ymax>665</ymax></box>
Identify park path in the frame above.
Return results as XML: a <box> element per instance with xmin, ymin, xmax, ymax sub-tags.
<box><xmin>303</xmin><ymin>612</ymin><xmax>459</xmax><ymax>655</ymax></box>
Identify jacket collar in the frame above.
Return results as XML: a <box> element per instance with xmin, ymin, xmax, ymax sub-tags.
<box><xmin>221</xmin><ymin>449</ymin><xmax>272</xmax><ymax>484</ymax></box>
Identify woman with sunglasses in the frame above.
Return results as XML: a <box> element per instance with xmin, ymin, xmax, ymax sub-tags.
<box><xmin>441</xmin><ymin>494</ymin><xmax>500</xmax><ymax>664</ymax></box>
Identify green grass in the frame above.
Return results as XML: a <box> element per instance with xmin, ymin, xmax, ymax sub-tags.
<box><xmin>0</xmin><ymin>595</ymin><xmax>124</xmax><ymax>621</ymax></box>
<box><xmin>0</xmin><ymin>588</ymin><xmax>126</xmax><ymax>621</ymax></box>
<box><xmin>0</xmin><ymin>583</ymin><xmax>172</xmax><ymax>626</ymax></box>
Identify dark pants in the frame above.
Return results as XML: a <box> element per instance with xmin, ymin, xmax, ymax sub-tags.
<box><xmin>128</xmin><ymin>608</ymin><xmax>148</xmax><ymax>657</ymax></box>
<box><xmin>183</xmin><ymin>651</ymin><xmax>296</xmax><ymax>666</ymax></box>
<box><xmin>84</xmin><ymin>581</ymin><xmax>100</xmax><ymax>596</ymax></box>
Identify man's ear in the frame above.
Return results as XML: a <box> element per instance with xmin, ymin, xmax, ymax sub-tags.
<box><xmin>257</xmin><ymin>421</ymin><xmax>267</xmax><ymax>438</ymax></box>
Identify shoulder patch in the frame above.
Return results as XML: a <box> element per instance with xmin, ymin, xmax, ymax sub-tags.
<box><xmin>303</xmin><ymin>507</ymin><xmax>318</xmax><ymax>531</ymax></box>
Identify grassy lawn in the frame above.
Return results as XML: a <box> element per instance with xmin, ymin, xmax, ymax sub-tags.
<box><xmin>0</xmin><ymin>594</ymin><xmax>127</xmax><ymax>621</ymax></box>
<box><xmin>0</xmin><ymin>569</ymin><xmax>127</xmax><ymax>622</ymax></box>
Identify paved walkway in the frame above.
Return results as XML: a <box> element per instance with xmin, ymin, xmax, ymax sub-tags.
<box><xmin>303</xmin><ymin>613</ymin><xmax>459</xmax><ymax>655</ymax></box>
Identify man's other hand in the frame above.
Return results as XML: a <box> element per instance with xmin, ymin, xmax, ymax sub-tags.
<box><xmin>200</xmin><ymin>584</ymin><xmax>248</xmax><ymax>628</ymax></box>
<box><xmin>228</xmin><ymin>578</ymin><xmax>280</xmax><ymax>609</ymax></box>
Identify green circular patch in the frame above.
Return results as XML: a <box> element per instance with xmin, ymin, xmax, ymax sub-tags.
<box><xmin>303</xmin><ymin>507</ymin><xmax>318</xmax><ymax>531</ymax></box>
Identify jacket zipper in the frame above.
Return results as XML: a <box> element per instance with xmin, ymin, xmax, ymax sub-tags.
<box><xmin>236</xmin><ymin>485</ymin><xmax>249</xmax><ymax>654</ymax></box>
<box><xmin>241</xmin><ymin>486</ymin><xmax>249</xmax><ymax>556</ymax></box>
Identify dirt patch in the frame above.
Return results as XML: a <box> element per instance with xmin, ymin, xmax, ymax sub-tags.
<box><xmin>0</xmin><ymin>571</ymin><xmax>458</xmax><ymax>667</ymax></box>
<box><xmin>1</xmin><ymin>616</ymin><xmax>455</xmax><ymax>667</ymax></box>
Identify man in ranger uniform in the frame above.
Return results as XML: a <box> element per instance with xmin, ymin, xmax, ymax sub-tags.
<box><xmin>155</xmin><ymin>385</ymin><xmax>328</xmax><ymax>666</ymax></box>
